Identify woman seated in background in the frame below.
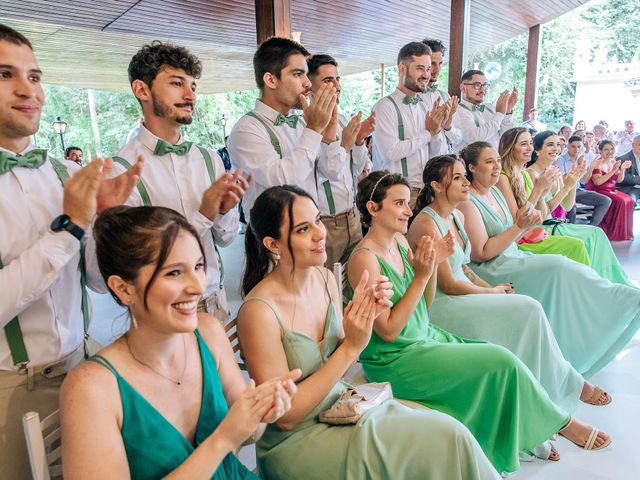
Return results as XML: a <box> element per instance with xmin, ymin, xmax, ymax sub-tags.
<box><xmin>346</xmin><ymin>171</ymin><xmax>611</xmax><ymax>475</ymax></box>
<box><xmin>61</xmin><ymin>206</ymin><xmax>298</xmax><ymax>480</ymax></box>
<box><xmin>585</xmin><ymin>139</ymin><xmax>635</xmax><ymax>241</ymax></box>
<box><xmin>237</xmin><ymin>185</ymin><xmax>501</xmax><ymax>480</ymax></box>
<box><xmin>410</xmin><ymin>154</ymin><xmax>610</xmax><ymax>412</ymax></box>
<box><xmin>499</xmin><ymin>128</ymin><xmax>632</xmax><ymax>285</ymax></box>
<box><xmin>458</xmin><ymin>142</ymin><xmax>640</xmax><ymax>378</ymax></box>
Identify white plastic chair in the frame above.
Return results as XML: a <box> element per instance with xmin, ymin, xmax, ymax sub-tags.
<box><xmin>332</xmin><ymin>262</ymin><xmax>349</xmax><ymax>307</ymax></box>
<box><xmin>23</xmin><ymin>409</ymin><xmax>62</xmax><ymax>480</ymax></box>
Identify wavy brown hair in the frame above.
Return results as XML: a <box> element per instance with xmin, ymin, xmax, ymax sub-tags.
<box><xmin>498</xmin><ymin>127</ymin><xmax>530</xmax><ymax>209</ymax></box>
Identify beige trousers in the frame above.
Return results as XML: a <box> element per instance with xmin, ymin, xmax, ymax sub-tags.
<box><xmin>0</xmin><ymin>344</ymin><xmax>86</xmax><ymax>479</ymax></box>
<box><xmin>197</xmin><ymin>287</ymin><xmax>231</xmax><ymax>325</ymax></box>
<box><xmin>409</xmin><ymin>187</ymin><xmax>421</xmax><ymax>211</ymax></box>
<box><xmin>321</xmin><ymin>207</ymin><xmax>363</xmax><ymax>268</ymax></box>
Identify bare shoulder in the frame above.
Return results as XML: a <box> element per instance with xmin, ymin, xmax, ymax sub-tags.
<box><xmin>61</xmin><ymin>353</ymin><xmax>119</xmax><ymax>407</ymax></box>
<box><xmin>453</xmin><ymin>208</ymin><xmax>465</xmax><ymax>222</ymax></box>
<box><xmin>195</xmin><ymin>312</ymin><xmax>228</xmax><ymax>349</ymax></box>
<box><xmin>497</xmin><ymin>174</ymin><xmax>512</xmax><ymax>191</ymax></box>
<box><xmin>394</xmin><ymin>232</ymin><xmax>410</xmax><ymax>249</ymax></box>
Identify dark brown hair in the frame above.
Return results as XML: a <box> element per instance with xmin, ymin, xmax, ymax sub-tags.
<box><xmin>253</xmin><ymin>37</ymin><xmax>310</xmax><ymax>90</ymax></box>
<box><xmin>413</xmin><ymin>155</ymin><xmax>461</xmax><ymax>217</ymax></box>
<box><xmin>356</xmin><ymin>171</ymin><xmax>410</xmax><ymax>227</ymax></box>
<box><xmin>94</xmin><ymin>206</ymin><xmax>204</xmax><ymax>309</ymax></box>
<box><xmin>128</xmin><ymin>41</ymin><xmax>202</xmax><ymax>87</ymax></box>
<box><xmin>459</xmin><ymin>141</ymin><xmax>493</xmax><ymax>181</ymax></box>
<box><xmin>242</xmin><ymin>185</ymin><xmax>316</xmax><ymax>296</ymax></box>
<box><xmin>0</xmin><ymin>24</ymin><xmax>32</xmax><ymax>49</ymax></box>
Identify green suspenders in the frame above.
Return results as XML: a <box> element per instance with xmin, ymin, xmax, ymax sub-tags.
<box><xmin>246</xmin><ymin>111</ymin><xmax>283</xmax><ymax>158</ymax></box>
<box><xmin>3</xmin><ymin>157</ymin><xmax>90</xmax><ymax>367</ymax></box>
<box><xmin>386</xmin><ymin>96</ymin><xmax>409</xmax><ymax>177</ymax></box>
<box><xmin>458</xmin><ymin>103</ymin><xmax>494</xmax><ymax>128</ymax></box>
<box><xmin>114</xmin><ymin>146</ymin><xmax>224</xmax><ymax>282</ymax></box>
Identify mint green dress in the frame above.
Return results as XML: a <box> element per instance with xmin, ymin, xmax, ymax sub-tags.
<box><xmin>424</xmin><ymin>207</ymin><xmax>584</xmax><ymax>413</ymax></box>
<box><xmin>347</xmin><ymin>246</ymin><xmax>570</xmax><ymax>474</ymax></box>
<box><xmin>520</xmin><ymin>170</ymin><xmax>634</xmax><ymax>286</ymax></box>
<box><xmin>89</xmin><ymin>331</ymin><xmax>258</xmax><ymax>480</ymax></box>
<box><xmin>469</xmin><ymin>187</ymin><xmax>640</xmax><ymax>378</ymax></box>
<box><xmin>244</xmin><ymin>271</ymin><xmax>501</xmax><ymax>480</ymax></box>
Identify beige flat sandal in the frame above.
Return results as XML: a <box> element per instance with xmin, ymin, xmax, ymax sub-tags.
<box><xmin>584</xmin><ymin>386</ymin><xmax>613</xmax><ymax>406</ymax></box>
<box><xmin>560</xmin><ymin>419</ymin><xmax>612</xmax><ymax>451</ymax></box>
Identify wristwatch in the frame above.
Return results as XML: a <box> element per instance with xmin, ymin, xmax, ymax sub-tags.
<box><xmin>51</xmin><ymin>214</ymin><xmax>85</xmax><ymax>242</ymax></box>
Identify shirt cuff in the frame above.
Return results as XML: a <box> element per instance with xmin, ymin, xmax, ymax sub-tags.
<box><xmin>47</xmin><ymin>230</ymin><xmax>82</xmax><ymax>272</ymax></box>
<box><xmin>191</xmin><ymin>210</ymin><xmax>215</xmax><ymax>236</ymax></box>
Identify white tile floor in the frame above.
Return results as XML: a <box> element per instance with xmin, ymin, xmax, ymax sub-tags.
<box><xmin>89</xmin><ymin>212</ymin><xmax>640</xmax><ymax>479</ymax></box>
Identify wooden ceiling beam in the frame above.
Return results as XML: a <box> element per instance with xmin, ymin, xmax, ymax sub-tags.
<box><xmin>255</xmin><ymin>0</ymin><xmax>291</xmax><ymax>45</ymax></box>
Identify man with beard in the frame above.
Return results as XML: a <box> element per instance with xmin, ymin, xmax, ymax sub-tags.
<box><xmin>452</xmin><ymin>69</ymin><xmax>518</xmax><ymax>150</ymax></box>
<box><xmin>371</xmin><ymin>41</ymin><xmax>451</xmax><ymax>207</ymax></box>
<box><xmin>110</xmin><ymin>41</ymin><xmax>247</xmax><ymax>323</ymax></box>
<box><xmin>228</xmin><ymin>37</ymin><xmax>336</xmax><ymax>220</ymax></box>
<box><xmin>0</xmin><ymin>24</ymin><xmax>141</xmax><ymax>477</ymax></box>
<box><xmin>421</xmin><ymin>38</ymin><xmax>462</xmax><ymax>155</ymax></box>
<box><xmin>307</xmin><ymin>54</ymin><xmax>374</xmax><ymax>266</ymax></box>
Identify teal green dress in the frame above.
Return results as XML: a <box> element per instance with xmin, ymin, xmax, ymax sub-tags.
<box><xmin>469</xmin><ymin>187</ymin><xmax>640</xmax><ymax>378</ymax></box>
<box><xmin>89</xmin><ymin>331</ymin><xmax>258</xmax><ymax>480</ymax></box>
<box><xmin>520</xmin><ymin>170</ymin><xmax>634</xmax><ymax>286</ymax></box>
<box><xmin>424</xmin><ymin>207</ymin><xmax>584</xmax><ymax>413</ymax></box>
<box><xmin>245</xmin><ymin>270</ymin><xmax>501</xmax><ymax>480</ymax></box>
<box><xmin>347</xmin><ymin>245</ymin><xmax>570</xmax><ymax>474</ymax></box>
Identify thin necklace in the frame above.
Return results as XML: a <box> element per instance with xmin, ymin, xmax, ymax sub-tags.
<box><xmin>369</xmin><ymin>236</ymin><xmax>394</xmax><ymax>255</ymax></box>
<box><xmin>125</xmin><ymin>334</ymin><xmax>187</xmax><ymax>386</ymax></box>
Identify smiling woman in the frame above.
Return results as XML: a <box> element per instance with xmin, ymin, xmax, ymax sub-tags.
<box><xmin>60</xmin><ymin>206</ymin><xmax>298</xmax><ymax>480</ymax></box>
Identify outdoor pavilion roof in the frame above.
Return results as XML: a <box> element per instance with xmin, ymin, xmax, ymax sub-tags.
<box><xmin>0</xmin><ymin>0</ymin><xmax>588</xmax><ymax>94</ymax></box>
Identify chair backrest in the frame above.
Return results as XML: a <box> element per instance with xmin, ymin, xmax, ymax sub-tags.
<box><xmin>23</xmin><ymin>409</ymin><xmax>62</xmax><ymax>480</ymax></box>
<box><xmin>333</xmin><ymin>262</ymin><xmax>349</xmax><ymax>307</ymax></box>
<box><xmin>225</xmin><ymin>317</ymin><xmax>246</xmax><ymax>370</ymax></box>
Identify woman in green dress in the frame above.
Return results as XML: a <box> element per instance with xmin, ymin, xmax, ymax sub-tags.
<box><xmin>409</xmin><ymin>155</ymin><xmax>610</xmax><ymax>412</ymax></box>
<box><xmin>498</xmin><ymin>128</ymin><xmax>633</xmax><ymax>286</ymax></box>
<box><xmin>346</xmin><ymin>171</ymin><xmax>611</xmax><ymax>474</ymax></box>
<box><xmin>458</xmin><ymin>142</ymin><xmax>640</xmax><ymax>378</ymax></box>
<box><xmin>61</xmin><ymin>206</ymin><xmax>298</xmax><ymax>480</ymax></box>
<box><xmin>237</xmin><ymin>186</ymin><xmax>501</xmax><ymax>480</ymax></box>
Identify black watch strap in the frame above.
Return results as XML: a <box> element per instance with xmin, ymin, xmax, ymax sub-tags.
<box><xmin>51</xmin><ymin>214</ymin><xmax>85</xmax><ymax>242</ymax></box>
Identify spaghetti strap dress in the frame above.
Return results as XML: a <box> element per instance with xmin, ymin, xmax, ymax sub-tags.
<box><xmin>88</xmin><ymin>330</ymin><xmax>258</xmax><ymax>480</ymax></box>
<box><xmin>521</xmin><ymin>170</ymin><xmax>633</xmax><ymax>285</ymax></box>
<box><xmin>468</xmin><ymin>187</ymin><xmax>640</xmax><ymax>378</ymax></box>
<box><xmin>243</xmin><ymin>269</ymin><xmax>501</xmax><ymax>480</ymax></box>
<box><xmin>424</xmin><ymin>207</ymin><xmax>583</xmax><ymax>412</ymax></box>
<box><xmin>346</xmin><ymin>246</ymin><xmax>570</xmax><ymax>474</ymax></box>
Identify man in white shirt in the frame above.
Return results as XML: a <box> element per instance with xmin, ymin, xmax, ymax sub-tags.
<box><xmin>554</xmin><ymin>135</ymin><xmax>611</xmax><ymax>225</ymax></box>
<box><xmin>228</xmin><ymin>37</ymin><xmax>336</xmax><ymax>221</ymax></box>
<box><xmin>617</xmin><ymin>134</ymin><xmax>640</xmax><ymax>203</ymax></box>
<box><xmin>109</xmin><ymin>41</ymin><xmax>247</xmax><ymax>323</ymax></box>
<box><xmin>615</xmin><ymin>119</ymin><xmax>639</xmax><ymax>155</ymax></box>
<box><xmin>307</xmin><ymin>54</ymin><xmax>374</xmax><ymax>266</ymax></box>
<box><xmin>421</xmin><ymin>38</ymin><xmax>462</xmax><ymax>155</ymax></box>
<box><xmin>372</xmin><ymin>41</ymin><xmax>452</xmax><ymax>207</ymax></box>
<box><xmin>64</xmin><ymin>146</ymin><xmax>83</xmax><ymax>166</ymax></box>
<box><xmin>453</xmin><ymin>69</ymin><xmax>517</xmax><ymax>150</ymax></box>
<box><xmin>521</xmin><ymin>108</ymin><xmax>546</xmax><ymax>132</ymax></box>
<box><xmin>0</xmin><ymin>24</ymin><xmax>141</xmax><ymax>477</ymax></box>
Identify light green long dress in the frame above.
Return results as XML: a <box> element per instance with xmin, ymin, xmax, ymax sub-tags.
<box><xmin>424</xmin><ymin>207</ymin><xmax>584</xmax><ymax>413</ymax></box>
<box><xmin>347</xmin><ymin>246</ymin><xmax>570</xmax><ymax>474</ymax></box>
<box><xmin>468</xmin><ymin>187</ymin><xmax>640</xmax><ymax>378</ymax></box>
<box><xmin>244</xmin><ymin>270</ymin><xmax>501</xmax><ymax>480</ymax></box>
<box><xmin>520</xmin><ymin>170</ymin><xmax>634</xmax><ymax>286</ymax></box>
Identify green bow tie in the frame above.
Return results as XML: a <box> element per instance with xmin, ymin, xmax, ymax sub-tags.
<box><xmin>425</xmin><ymin>85</ymin><xmax>439</xmax><ymax>93</ymax></box>
<box><xmin>0</xmin><ymin>149</ymin><xmax>48</xmax><ymax>175</ymax></box>
<box><xmin>274</xmin><ymin>113</ymin><xmax>299</xmax><ymax>128</ymax></box>
<box><xmin>472</xmin><ymin>104</ymin><xmax>486</xmax><ymax>112</ymax></box>
<box><xmin>403</xmin><ymin>95</ymin><xmax>422</xmax><ymax>105</ymax></box>
<box><xmin>154</xmin><ymin>140</ymin><xmax>193</xmax><ymax>156</ymax></box>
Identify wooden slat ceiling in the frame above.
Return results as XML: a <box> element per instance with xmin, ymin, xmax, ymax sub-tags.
<box><xmin>0</xmin><ymin>0</ymin><xmax>588</xmax><ymax>94</ymax></box>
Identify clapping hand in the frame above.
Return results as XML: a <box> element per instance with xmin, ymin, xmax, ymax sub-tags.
<box><xmin>301</xmin><ymin>83</ymin><xmax>337</xmax><ymax>134</ymax></box>
<box><xmin>341</xmin><ymin>112</ymin><xmax>362</xmax><ymax>152</ymax></box>
<box><xmin>96</xmin><ymin>155</ymin><xmax>144</xmax><ymax>213</ymax></box>
<box><xmin>435</xmin><ymin>230</ymin><xmax>455</xmax><ymax>264</ymax></box>
<box><xmin>356</xmin><ymin>112</ymin><xmax>376</xmax><ymax>146</ymax></box>
<box><xmin>219</xmin><ymin>169</ymin><xmax>252</xmax><ymax>215</ymax></box>
<box><xmin>408</xmin><ymin>234</ymin><xmax>437</xmax><ymax>282</ymax></box>
<box><xmin>342</xmin><ymin>270</ymin><xmax>378</xmax><ymax>355</ymax></box>
<box><xmin>442</xmin><ymin>96</ymin><xmax>459</xmax><ymax>131</ymax></box>
<box><xmin>506</xmin><ymin>87</ymin><xmax>518</xmax><ymax>113</ymax></box>
<box><xmin>621</xmin><ymin>159</ymin><xmax>632</xmax><ymax>170</ymax></box>
<box><xmin>515</xmin><ymin>202</ymin><xmax>543</xmax><ymax>230</ymax></box>
<box><xmin>536</xmin><ymin>166</ymin><xmax>561</xmax><ymax>192</ymax></box>
<box><xmin>425</xmin><ymin>98</ymin><xmax>446</xmax><ymax>136</ymax></box>
<box><xmin>494</xmin><ymin>91</ymin><xmax>510</xmax><ymax>114</ymax></box>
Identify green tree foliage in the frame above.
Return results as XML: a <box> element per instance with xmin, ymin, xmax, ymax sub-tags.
<box><xmin>581</xmin><ymin>0</ymin><xmax>640</xmax><ymax>63</ymax></box>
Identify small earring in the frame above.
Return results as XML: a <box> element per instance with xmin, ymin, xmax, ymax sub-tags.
<box><xmin>274</xmin><ymin>253</ymin><xmax>281</xmax><ymax>262</ymax></box>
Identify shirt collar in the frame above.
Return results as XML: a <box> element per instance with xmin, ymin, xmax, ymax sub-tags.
<box><xmin>0</xmin><ymin>139</ymin><xmax>36</xmax><ymax>156</ymax></box>
<box><xmin>136</xmin><ymin>123</ymin><xmax>187</xmax><ymax>154</ymax></box>
<box><xmin>254</xmin><ymin>99</ymin><xmax>297</xmax><ymax>124</ymax></box>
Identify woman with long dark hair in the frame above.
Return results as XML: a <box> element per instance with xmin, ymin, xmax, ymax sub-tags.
<box><xmin>410</xmin><ymin>154</ymin><xmax>610</xmax><ymax>413</ymax></box>
<box><xmin>346</xmin><ymin>170</ymin><xmax>611</xmax><ymax>474</ymax></box>
<box><xmin>61</xmin><ymin>206</ymin><xmax>298</xmax><ymax>479</ymax></box>
<box><xmin>458</xmin><ymin>141</ymin><xmax>640</xmax><ymax>378</ymax></box>
<box><xmin>499</xmin><ymin>128</ymin><xmax>633</xmax><ymax>284</ymax></box>
<box><xmin>237</xmin><ymin>185</ymin><xmax>500</xmax><ymax>480</ymax></box>
<box><xmin>585</xmin><ymin>139</ymin><xmax>635</xmax><ymax>240</ymax></box>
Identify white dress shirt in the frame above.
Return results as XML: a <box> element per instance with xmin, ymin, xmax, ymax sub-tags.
<box><xmin>316</xmin><ymin>114</ymin><xmax>369</xmax><ymax>215</ymax></box>
<box><xmin>453</xmin><ymin>99</ymin><xmax>515</xmax><ymax>150</ymax></box>
<box><xmin>227</xmin><ymin>100</ymin><xmax>322</xmax><ymax>220</ymax></box>
<box><xmin>0</xmin><ymin>144</ymin><xmax>84</xmax><ymax>370</ymax></box>
<box><xmin>420</xmin><ymin>87</ymin><xmax>463</xmax><ymax>156</ymax></box>
<box><xmin>372</xmin><ymin>88</ymin><xmax>443</xmax><ymax>189</ymax></box>
<box><xmin>108</xmin><ymin>124</ymin><xmax>238</xmax><ymax>299</ymax></box>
